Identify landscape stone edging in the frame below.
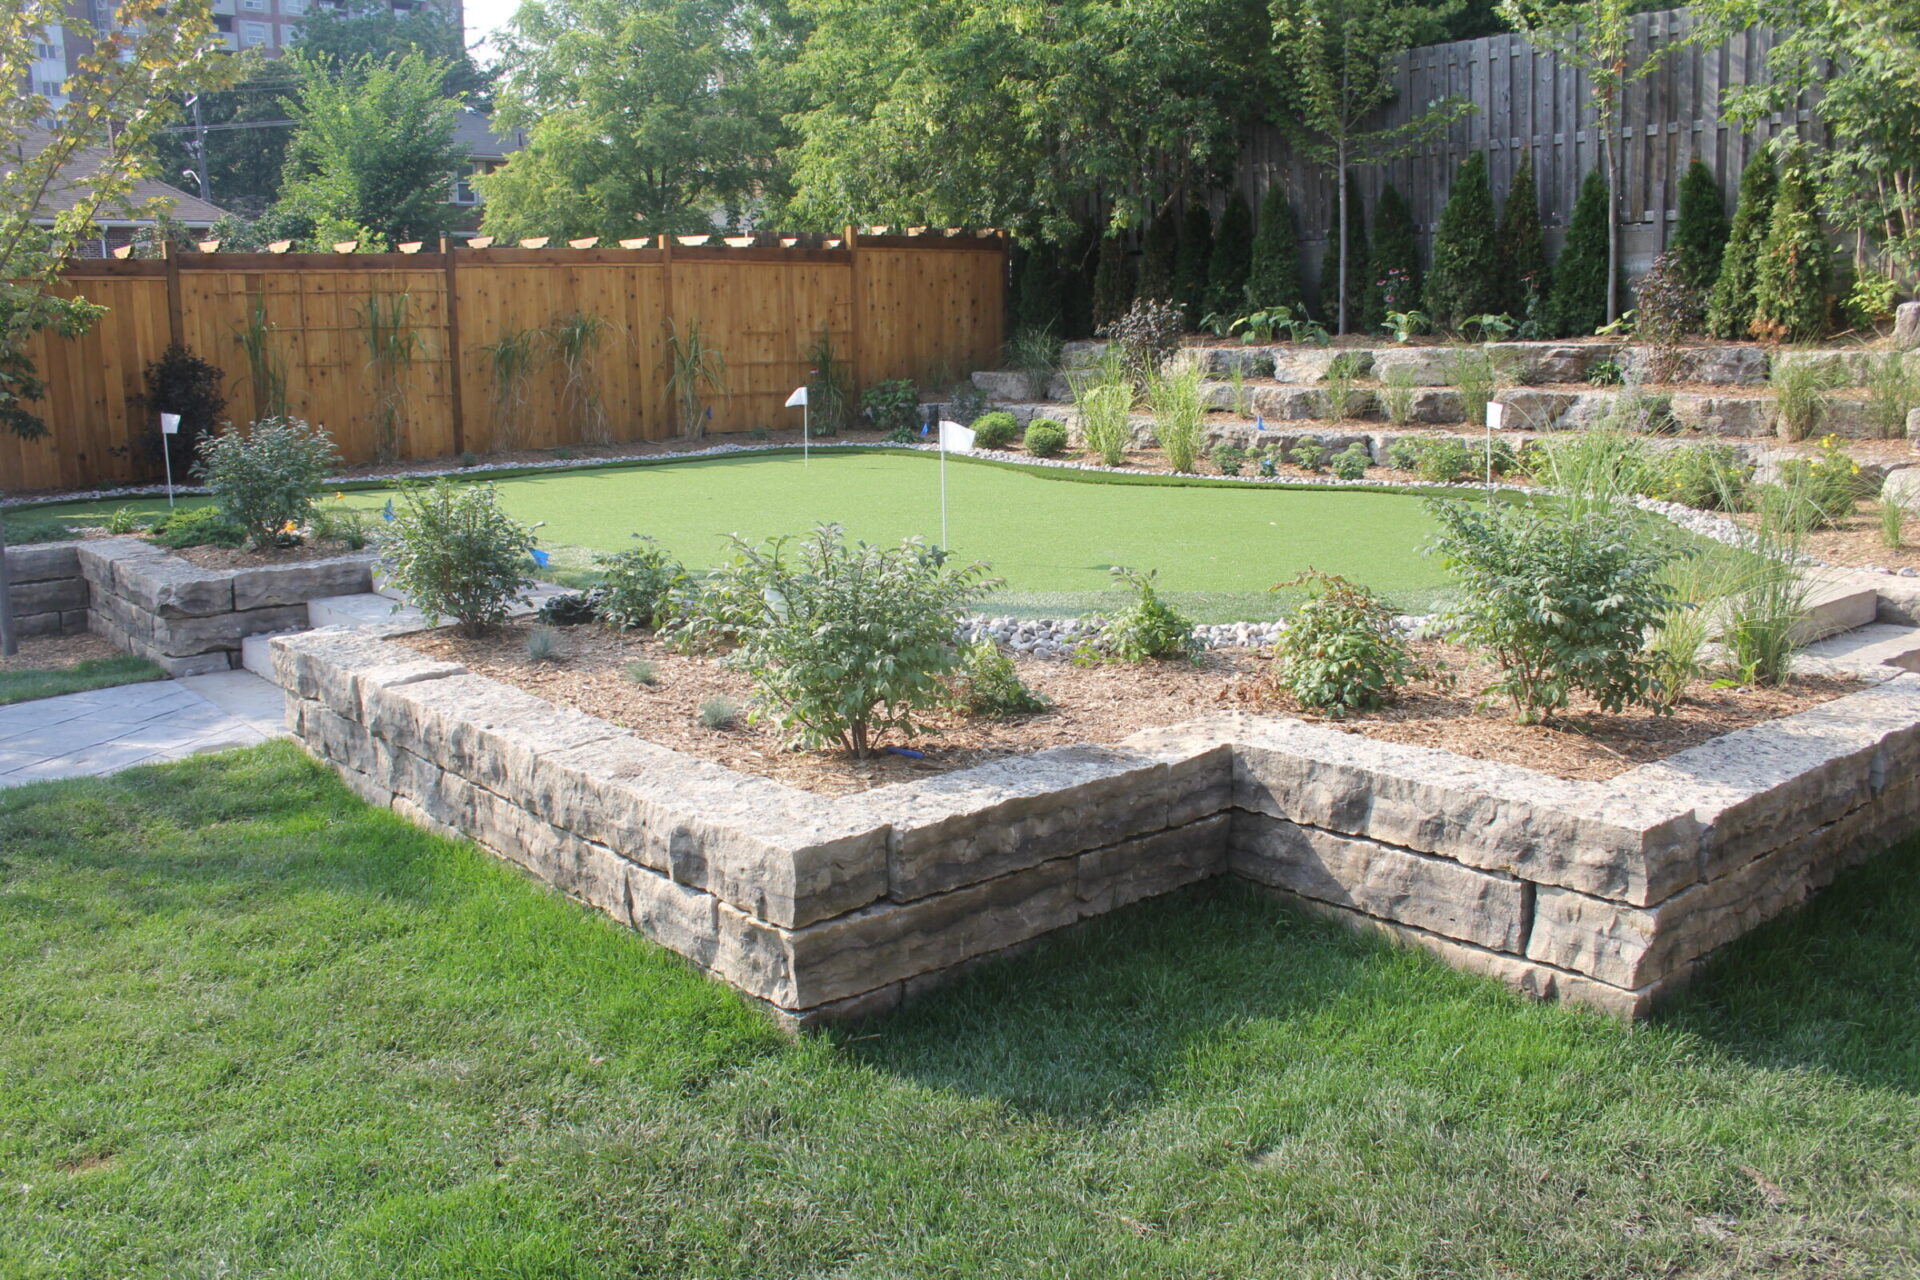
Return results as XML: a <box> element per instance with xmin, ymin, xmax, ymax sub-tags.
<box><xmin>72</xmin><ymin>537</ymin><xmax>375</xmax><ymax>676</ymax></box>
<box><xmin>270</xmin><ymin>625</ymin><xmax>1920</xmax><ymax>1026</ymax></box>
<box><xmin>1</xmin><ymin>541</ymin><xmax>89</xmax><ymax>638</ymax></box>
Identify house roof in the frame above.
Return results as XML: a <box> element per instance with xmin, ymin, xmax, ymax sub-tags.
<box><xmin>7</xmin><ymin>126</ymin><xmax>229</xmax><ymax>228</ymax></box>
<box><xmin>450</xmin><ymin>110</ymin><xmax>526</xmax><ymax>164</ymax></box>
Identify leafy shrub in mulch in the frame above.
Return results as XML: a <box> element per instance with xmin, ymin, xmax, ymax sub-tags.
<box><xmin>1080</xmin><ymin>566</ymin><xmax>1200</xmax><ymax>663</ymax></box>
<box><xmin>595</xmin><ymin>536</ymin><xmax>687</xmax><ymax>630</ymax></box>
<box><xmin>379</xmin><ymin>480</ymin><xmax>539</xmax><ymax>636</ymax></box>
<box><xmin>970</xmin><ymin>411</ymin><xmax>1022</xmax><ymax>451</ymax></box>
<box><xmin>1023</xmin><ymin>418</ymin><xmax>1068</xmax><ymax>457</ymax></box>
<box><xmin>946</xmin><ymin>637</ymin><xmax>1051</xmax><ymax>717</ymax></box>
<box><xmin>1271</xmin><ymin>571</ymin><xmax>1418</xmax><ymax>717</ymax></box>
<box><xmin>195</xmin><ymin>416</ymin><xmax>340</xmax><ymax>550</ymax></box>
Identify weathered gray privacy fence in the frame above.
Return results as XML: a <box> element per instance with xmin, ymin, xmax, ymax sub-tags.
<box><xmin>1238</xmin><ymin>8</ymin><xmax>1813</xmax><ymax>294</ymax></box>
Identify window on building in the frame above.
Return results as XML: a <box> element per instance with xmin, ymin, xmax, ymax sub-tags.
<box><xmin>35</xmin><ymin>41</ymin><xmax>60</xmax><ymax>59</ymax></box>
<box><xmin>214</xmin><ymin>13</ymin><xmax>233</xmax><ymax>29</ymax></box>
<box><xmin>36</xmin><ymin>78</ymin><xmax>63</xmax><ymax>97</ymax></box>
<box><xmin>240</xmin><ymin>19</ymin><xmax>270</xmax><ymax>44</ymax></box>
<box><xmin>281</xmin><ymin>0</ymin><xmax>307</xmax><ymax>15</ymax></box>
<box><xmin>451</xmin><ymin>164</ymin><xmax>479</xmax><ymax>205</ymax></box>
<box><xmin>242</xmin><ymin>0</ymin><xmax>266</xmax><ymax>10</ymax></box>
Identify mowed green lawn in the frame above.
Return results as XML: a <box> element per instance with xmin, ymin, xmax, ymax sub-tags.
<box><xmin>2</xmin><ymin>743</ymin><xmax>1917</xmax><ymax>1278</ymax></box>
<box><xmin>20</xmin><ymin>450</ymin><xmax>1456</xmax><ymax>621</ymax></box>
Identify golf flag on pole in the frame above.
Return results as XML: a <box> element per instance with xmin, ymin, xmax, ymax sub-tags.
<box><xmin>159</xmin><ymin>413</ymin><xmax>181</xmax><ymax>435</ymax></box>
<box><xmin>937</xmin><ymin>420</ymin><xmax>976</xmax><ymax>451</ymax></box>
<box><xmin>784</xmin><ymin>386</ymin><xmax>807</xmax><ymax>408</ymax></box>
<box><xmin>787</xmin><ymin>385</ymin><xmax>810</xmax><ymax>464</ymax></box>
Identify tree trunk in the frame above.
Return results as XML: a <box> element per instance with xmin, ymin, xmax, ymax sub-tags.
<box><xmin>1604</xmin><ymin>124</ymin><xmax>1620</xmax><ymax>325</ymax></box>
<box><xmin>1336</xmin><ymin>143</ymin><xmax>1349</xmax><ymax>335</ymax></box>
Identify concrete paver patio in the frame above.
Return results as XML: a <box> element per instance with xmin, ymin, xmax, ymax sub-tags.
<box><xmin>0</xmin><ymin>669</ymin><xmax>288</xmax><ymax>788</ymax></box>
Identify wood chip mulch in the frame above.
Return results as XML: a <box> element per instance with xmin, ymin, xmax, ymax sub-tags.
<box><xmin>0</xmin><ymin>630</ymin><xmax>124</xmax><ymax>673</ymax></box>
<box><xmin>399</xmin><ymin>622</ymin><xmax>1860</xmax><ymax>794</ymax></box>
<box><xmin>166</xmin><ymin>538</ymin><xmax>367</xmax><ymax>570</ymax></box>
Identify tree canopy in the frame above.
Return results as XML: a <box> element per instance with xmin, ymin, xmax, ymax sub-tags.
<box><xmin>478</xmin><ymin>0</ymin><xmax>794</xmax><ymax>241</ymax></box>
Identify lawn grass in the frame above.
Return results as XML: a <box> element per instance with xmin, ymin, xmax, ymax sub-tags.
<box><xmin>0</xmin><ymin>654</ymin><xmax>167</xmax><ymax>705</ymax></box>
<box><xmin>17</xmin><ymin>451</ymin><xmax>1460</xmax><ymax>622</ymax></box>
<box><xmin>1</xmin><ymin>743</ymin><xmax>1915</xmax><ymax>1278</ymax></box>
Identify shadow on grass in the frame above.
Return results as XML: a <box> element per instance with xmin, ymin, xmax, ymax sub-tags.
<box><xmin>846</xmin><ymin>843</ymin><xmax>1920</xmax><ymax>1117</ymax></box>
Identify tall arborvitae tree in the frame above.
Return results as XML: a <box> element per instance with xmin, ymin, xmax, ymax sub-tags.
<box><xmin>1497</xmin><ymin>153</ymin><xmax>1550</xmax><ymax>319</ymax></box>
<box><xmin>1207</xmin><ymin>191</ymin><xmax>1255</xmax><ymax>321</ymax></box>
<box><xmin>1013</xmin><ymin>241</ymin><xmax>1063</xmax><ymax>335</ymax></box>
<box><xmin>1361</xmin><ymin>183</ymin><xmax>1421</xmax><ymax>333</ymax></box>
<box><xmin>1425</xmin><ymin>152</ymin><xmax>1502</xmax><ymax>331</ymax></box>
<box><xmin>1704</xmin><ymin>151</ymin><xmax>1777</xmax><ymax>340</ymax></box>
<box><xmin>1173</xmin><ymin>197</ymin><xmax>1215</xmax><ymax>329</ymax></box>
<box><xmin>1317</xmin><ymin>172</ymin><xmax>1368</xmax><ymax>330</ymax></box>
<box><xmin>1136</xmin><ymin>203</ymin><xmax>1180</xmax><ymax>302</ymax></box>
<box><xmin>1091</xmin><ymin>232</ymin><xmax>1135</xmax><ymax>330</ymax></box>
<box><xmin>1548</xmin><ymin>167</ymin><xmax>1614</xmax><ymax>337</ymax></box>
<box><xmin>1247</xmin><ymin>185</ymin><xmax>1307</xmax><ymax>314</ymax></box>
<box><xmin>1672</xmin><ymin>158</ymin><xmax>1729</xmax><ymax>294</ymax></box>
<box><xmin>1749</xmin><ymin>159</ymin><xmax>1832</xmax><ymax>342</ymax></box>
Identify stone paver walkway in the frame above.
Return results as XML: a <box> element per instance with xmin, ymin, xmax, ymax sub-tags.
<box><xmin>0</xmin><ymin>669</ymin><xmax>287</xmax><ymax>789</ymax></box>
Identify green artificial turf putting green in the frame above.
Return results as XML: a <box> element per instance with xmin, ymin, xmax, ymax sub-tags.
<box><xmin>22</xmin><ymin>451</ymin><xmax>1459</xmax><ymax>622</ymax></box>
<box><xmin>1</xmin><ymin>742</ymin><xmax>1917</xmax><ymax>1278</ymax></box>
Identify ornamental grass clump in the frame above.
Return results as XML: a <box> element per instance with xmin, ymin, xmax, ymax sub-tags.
<box><xmin>1148</xmin><ymin>364</ymin><xmax>1207</xmax><ymax>472</ymax></box>
<box><xmin>379</xmin><ymin>480</ymin><xmax>539</xmax><ymax>636</ymax></box>
<box><xmin>696</xmin><ymin>524</ymin><xmax>997</xmax><ymax>756</ymax></box>
<box><xmin>1270</xmin><ymin>571</ymin><xmax>1417</xmax><ymax>717</ymax></box>
<box><xmin>194</xmin><ymin>416</ymin><xmax>341</xmax><ymax>550</ymax></box>
<box><xmin>1073</xmin><ymin>353</ymin><xmax>1135</xmax><ymax>467</ymax></box>
<box><xmin>1428</xmin><ymin>499</ymin><xmax>1674</xmax><ymax>723</ymax></box>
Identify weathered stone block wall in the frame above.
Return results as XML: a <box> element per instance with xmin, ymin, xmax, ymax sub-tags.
<box><xmin>3</xmin><ymin>541</ymin><xmax>89</xmax><ymax>638</ymax></box>
<box><xmin>275</xmin><ymin>628</ymin><xmax>1920</xmax><ymax>1026</ymax></box>
<box><xmin>79</xmin><ymin>537</ymin><xmax>374</xmax><ymax>676</ymax></box>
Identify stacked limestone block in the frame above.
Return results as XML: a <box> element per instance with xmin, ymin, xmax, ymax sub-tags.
<box><xmin>80</xmin><ymin>537</ymin><xmax>373</xmax><ymax>676</ymax></box>
<box><xmin>274</xmin><ymin>627</ymin><xmax>1920</xmax><ymax>1025</ymax></box>
<box><xmin>3</xmin><ymin>541</ymin><xmax>89</xmax><ymax>638</ymax></box>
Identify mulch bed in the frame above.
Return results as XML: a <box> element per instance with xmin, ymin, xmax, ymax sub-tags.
<box><xmin>167</xmin><ymin>538</ymin><xmax>367</xmax><ymax>570</ymax></box>
<box><xmin>0</xmin><ymin>631</ymin><xmax>124</xmax><ymax>673</ymax></box>
<box><xmin>400</xmin><ymin>620</ymin><xmax>1858</xmax><ymax>794</ymax></box>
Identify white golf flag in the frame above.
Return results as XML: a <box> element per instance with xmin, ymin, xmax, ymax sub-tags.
<box><xmin>938</xmin><ymin>419</ymin><xmax>975</xmax><ymax>451</ymax></box>
<box><xmin>784</xmin><ymin>385</ymin><xmax>808</xmax><ymax>408</ymax></box>
<box><xmin>160</xmin><ymin>412</ymin><xmax>181</xmax><ymax>435</ymax></box>
<box><xmin>1485</xmin><ymin>401</ymin><xmax>1505</xmax><ymax>431</ymax></box>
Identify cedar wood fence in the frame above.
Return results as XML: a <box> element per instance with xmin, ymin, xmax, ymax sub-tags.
<box><xmin>5</xmin><ymin>229</ymin><xmax>1007</xmax><ymax>493</ymax></box>
<box><xmin>1234</xmin><ymin>8</ymin><xmax>1812</xmax><ymax>305</ymax></box>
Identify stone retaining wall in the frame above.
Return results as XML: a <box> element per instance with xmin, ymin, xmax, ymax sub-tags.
<box><xmin>80</xmin><ymin>538</ymin><xmax>374</xmax><ymax>676</ymax></box>
<box><xmin>3</xmin><ymin>541</ymin><xmax>90</xmax><ymax>638</ymax></box>
<box><xmin>274</xmin><ymin>626</ymin><xmax>1920</xmax><ymax>1026</ymax></box>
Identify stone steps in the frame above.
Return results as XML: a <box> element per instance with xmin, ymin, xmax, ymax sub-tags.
<box><xmin>1798</xmin><ymin>622</ymin><xmax>1920</xmax><ymax>676</ymax></box>
<box><xmin>1794</xmin><ymin>574</ymin><xmax>1884</xmax><ymax>645</ymax></box>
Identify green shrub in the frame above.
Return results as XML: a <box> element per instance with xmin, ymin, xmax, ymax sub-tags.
<box><xmin>1362</xmin><ymin>184</ymin><xmax>1422</xmax><ymax>334</ymax></box>
<box><xmin>698</xmin><ymin>696</ymin><xmax>741</xmax><ymax>730</ymax></box>
<box><xmin>193</xmin><ymin>416</ymin><xmax>340</xmax><ymax>550</ymax></box>
<box><xmin>1647</xmin><ymin>443</ymin><xmax>1752</xmax><ymax>511</ymax></box>
<box><xmin>104</xmin><ymin>506</ymin><xmax>147</xmax><ymax>535</ymax></box>
<box><xmin>1248</xmin><ymin>185</ymin><xmax>1306</xmax><ymax>314</ymax></box>
<box><xmin>1211</xmin><ymin>443</ymin><xmax>1248</xmax><ymax>475</ymax></box>
<box><xmin>1415</xmin><ymin>437</ymin><xmax>1474</xmax><ymax>484</ymax></box>
<box><xmin>148</xmin><ymin>504</ymin><xmax>246</xmax><ymax>549</ymax></box>
<box><xmin>1167</xmin><ymin>197</ymin><xmax>1213</xmax><ymax>330</ymax></box>
<box><xmin>1771</xmin><ymin>359</ymin><xmax>1838</xmax><ymax>441</ymax></box>
<box><xmin>1497</xmin><ymin>153</ymin><xmax>1550</xmax><ymax>318</ymax></box>
<box><xmin>1426</xmin><ymin>153</ymin><xmax>1502</xmax><ymax>332</ymax></box>
<box><xmin>861</xmin><ymin>378</ymin><xmax>921</xmax><ymax>440</ymax></box>
<box><xmin>1548</xmin><ymin>169</ymin><xmax>1614</xmax><ymax>338</ymax></box>
<box><xmin>1082</xmin><ymin>566</ymin><xmax>1199</xmax><ymax>663</ymax></box>
<box><xmin>1443</xmin><ymin>348</ymin><xmax>1498</xmax><ymax>428</ymax></box>
<box><xmin>1385</xmin><ymin>434</ymin><xmax>1428</xmax><ymax>472</ymax></box>
<box><xmin>1845</xmin><ymin>269</ymin><xmax>1901</xmax><ymax>330</ymax></box>
<box><xmin>1428</xmin><ymin>499</ymin><xmax>1673</xmax><ymax>722</ymax></box>
<box><xmin>1136</xmin><ymin>203</ymin><xmax>1179</xmax><ymax>305</ymax></box>
<box><xmin>946</xmin><ymin>637</ymin><xmax>1051</xmax><ymax>716</ymax></box>
<box><xmin>536</xmin><ymin>591</ymin><xmax>600</xmax><ymax>626</ymax></box>
<box><xmin>1750</xmin><ymin>162</ymin><xmax>1832</xmax><ymax>342</ymax></box>
<box><xmin>1023</xmin><ymin>418</ymin><xmax>1068</xmax><ymax>457</ymax></box>
<box><xmin>310</xmin><ymin>502</ymin><xmax>370</xmax><ymax>549</ymax></box>
<box><xmin>1775</xmin><ymin>435</ymin><xmax>1865</xmax><ymax>527</ymax></box>
<box><xmin>1634</xmin><ymin>249</ymin><xmax>1705</xmax><ymax>347</ymax></box>
<box><xmin>1706</xmin><ymin>151</ymin><xmax>1779</xmax><ymax>340</ymax></box>
<box><xmin>693</xmin><ymin>524</ymin><xmax>995</xmax><ymax>755</ymax></box>
<box><xmin>970</xmin><ymin>411</ymin><xmax>1022</xmax><ymax>450</ymax></box>
<box><xmin>1289</xmin><ymin>434</ymin><xmax>1327</xmax><ymax>472</ymax></box>
<box><xmin>1206</xmin><ymin>191</ymin><xmax>1254</xmax><ymax>321</ymax></box>
<box><xmin>595</xmin><ymin>536</ymin><xmax>686</xmax><ymax>630</ymax></box>
<box><xmin>1329</xmin><ymin>441</ymin><xmax>1372</xmax><ymax>481</ymax></box>
<box><xmin>1317</xmin><ymin>171</ymin><xmax>1369</xmax><ymax>331</ymax></box>
<box><xmin>1587</xmin><ymin>358</ymin><xmax>1624</xmax><ymax>386</ymax></box>
<box><xmin>1271</xmin><ymin>571</ymin><xmax>1418</xmax><ymax>716</ymax></box>
<box><xmin>1148</xmin><ymin>366</ymin><xmax>1206</xmax><ymax>472</ymax></box>
<box><xmin>1098</xmin><ymin>297</ymin><xmax>1183</xmax><ymax>388</ymax></box>
<box><xmin>1090</xmin><ymin>233</ymin><xmax>1135</xmax><ymax>331</ymax></box>
<box><xmin>378</xmin><ymin>480</ymin><xmax>539</xmax><ymax>636</ymax></box>
<box><xmin>142</xmin><ymin>342</ymin><xmax>227</xmax><ymax>482</ymax></box>
<box><xmin>1673</xmin><ymin>158</ymin><xmax>1729</xmax><ymax>293</ymax></box>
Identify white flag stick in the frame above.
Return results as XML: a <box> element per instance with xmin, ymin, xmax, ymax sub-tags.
<box><xmin>785</xmin><ymin>384</ymin><xmax>809</xmax><ymax>466</ymax></box>
<box><xmin>1485</xmin><ymin>400</ymin><xmax>1504</xmax><ymax>492</ymax></box>
<box><xmin>936</xmin><ymin>419</ymin><xmax>973</xmax><ymax>548</ymax></box>
<box><xmin>159</xmin><ymin>412</ymin><xmax>181</xmax><ymax>506</ymax></box>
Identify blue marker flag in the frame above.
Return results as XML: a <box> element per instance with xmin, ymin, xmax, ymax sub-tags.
<box><xmin>382</xmin><ymin>498</ymin><xmax>395</xmax><ymax>522</ymax></box>
<box><xmin>531</xmin><ymin>548</ymin><xmax>551</xmax><ymax>568</ymax></box>
<box><xmin>1254</xmin><ymin>413</ymin><xmax>1266</xmax><ymax>431</ymax></box>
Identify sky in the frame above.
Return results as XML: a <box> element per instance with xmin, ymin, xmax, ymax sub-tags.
<box><xmin>462</xmin><ymin>0</ymin><xmax>518</xmax><ymax>62</ymax></box>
